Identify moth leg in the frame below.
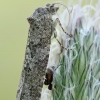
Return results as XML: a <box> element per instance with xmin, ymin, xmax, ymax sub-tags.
<box><xmin>55</xmin><ymin>18</ymin><xmax>73</xmax><ymax>37</ymax></box>
<box><xmin>53</xmin><ymin>30</ymin><xmax>72</xmax><ymax>51</ymax></box>
<box><xmin>52</xmin><ymin>19</ymin><xmax>73</xmax><ymax>50</ymax></box>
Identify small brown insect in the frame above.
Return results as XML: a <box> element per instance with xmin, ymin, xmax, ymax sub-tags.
<box><xmin>44</xmin><ymin>68</ymin><xmax>53</xmax><ymax>90</ymax></box>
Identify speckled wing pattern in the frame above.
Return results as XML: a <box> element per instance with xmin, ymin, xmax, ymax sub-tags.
<box><xmin>16</xmin><ymin>4</ymin><xmax>58</xmax><ymax>100</ymax></box>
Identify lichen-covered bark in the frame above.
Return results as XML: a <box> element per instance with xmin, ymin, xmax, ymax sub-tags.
<box><xmin>16</xmin><ymin>6</ymin><xmax>58</xmax><ymax>100</ymax></box>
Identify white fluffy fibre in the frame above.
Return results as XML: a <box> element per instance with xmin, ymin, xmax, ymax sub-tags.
<box><xmin>40</xmin><ymin>88</ymin><xmax>53</xmax><ymax>100</ymax></box>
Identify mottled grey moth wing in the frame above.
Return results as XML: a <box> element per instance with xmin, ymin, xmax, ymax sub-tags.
<box><xmin>16</xmin><ymin>3</ymin><xmax>59</xmax><ymax>100</ymax></box>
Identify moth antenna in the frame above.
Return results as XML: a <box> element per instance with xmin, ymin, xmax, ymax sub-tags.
<box><xmin>52</xmin><ymin>2</ymin><xmax>71</xmax><ymax>28</ymax></box>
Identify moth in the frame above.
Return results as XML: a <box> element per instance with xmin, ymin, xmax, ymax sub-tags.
<box><xmin>16</xmin><ymin>3</ymin><xmax>61</xmax><ymax>100</ymax></box>
<box><xmin>16</xmin><ymin>2</ymin><xmax>72</xmax><ymax>100</ymax></box>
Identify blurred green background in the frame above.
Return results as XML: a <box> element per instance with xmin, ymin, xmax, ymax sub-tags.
<box><xmin>0</xmin><ymin>0</ymin><xmax>97</xmax><ymax>100</ymax></box>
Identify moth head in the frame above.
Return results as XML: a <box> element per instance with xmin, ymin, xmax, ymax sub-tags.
<box><xmin>46</xmin><ymin>3</ymin><xmax>59</xmax><ymax>15</ymax></box>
